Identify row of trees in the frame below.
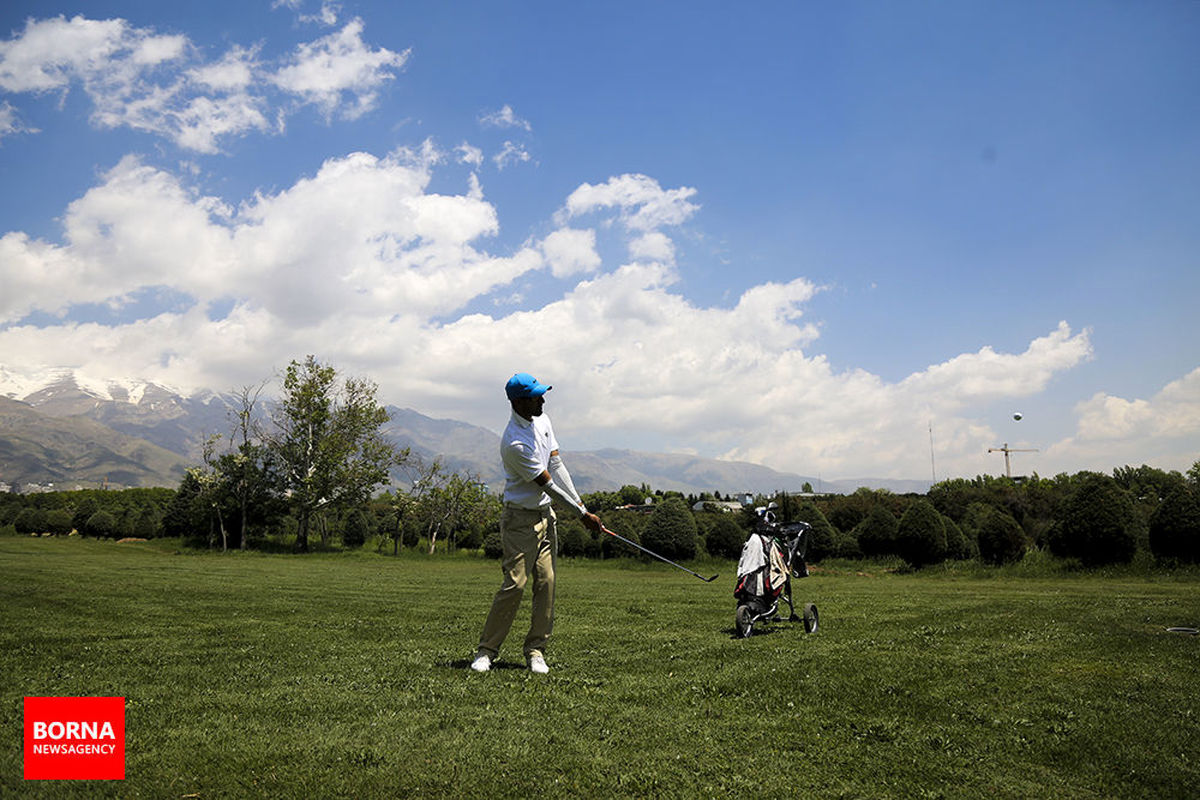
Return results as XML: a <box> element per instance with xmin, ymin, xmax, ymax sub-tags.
<box><xmin>3</xmin><ymin>352</ymin><xmax>1197</xmax><ymax>569</ymax></box>
<box><xmin>5</xmin><ymin>463</ymin><xmax>1199</xmax><ymax>569</ymax></box>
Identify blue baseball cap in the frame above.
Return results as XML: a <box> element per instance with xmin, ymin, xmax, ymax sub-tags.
<box><xmin>505</xmin><ymin>372</ymin><xmax>552</xmax><ymax>400</ymax></box>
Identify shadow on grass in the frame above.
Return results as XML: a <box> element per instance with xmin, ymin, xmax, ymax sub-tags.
<box><xmin>724</xmin><ymin>625</ymin><xmax>787</xmax><ymax>639</ymax></box>
<box><xmin>446</xmin><ymin>658</ymin><xmax>532</xmax><ymax>671</ymax></box>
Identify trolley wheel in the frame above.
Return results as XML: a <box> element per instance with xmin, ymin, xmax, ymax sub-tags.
<box><xmin>802</xmin><ymin>603</ymin><xmax>819</xmax><ymax>634</ymax></box>
<box><xmin>736</xmin><ymin>604</ymin><xmax>754</xmax><ymax>638</ymax></box>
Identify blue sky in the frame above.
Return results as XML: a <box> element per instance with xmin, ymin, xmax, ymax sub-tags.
<box><xmin>1</xmin><ymin>0</ymin><xmax>1197</xmax><ymax>481</ymax></box>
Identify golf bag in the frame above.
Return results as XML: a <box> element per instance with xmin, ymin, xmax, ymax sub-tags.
<box><xmin>734</xmin><ymin>507</ymin><xmax>818</xmax><ymax>638</ymax></box>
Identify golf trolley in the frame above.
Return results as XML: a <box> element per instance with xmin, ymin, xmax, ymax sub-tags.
<box><xmin>734</xmin><ymin>506</ymin><xmax>819</xmax><ymax>638</ymax></box>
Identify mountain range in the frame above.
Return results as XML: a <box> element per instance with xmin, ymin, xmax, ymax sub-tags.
<box><xmin>0</xmin><ymin>368</ymin><xmax>931</xmax><ymax>495</ymax></box>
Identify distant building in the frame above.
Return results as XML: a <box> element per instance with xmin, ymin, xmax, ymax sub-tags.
<box><xmin>692</xmin><ymin>500</ymin><xmax>747</xmax><ymax>513</ymax></box>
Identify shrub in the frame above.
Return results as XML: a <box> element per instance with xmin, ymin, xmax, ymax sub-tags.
<box><xmin>977</xmin><ymin>508</ymin><xmax>1027</xmax><ymax>565</ymax></box>
<box><xmin>1149</xmin><ymin>485</ymin><xmax>1200</xmax><ymax>563</ymax></box>
<box><xmin>343</xmin><ymin>509</ymin><xmax>371</xmax><ymax>548</ymax></box>
<box><xmin>84</xmin><ymin>510</ymin><xmax>118</xmax><ymax>539</ymax></box>
<box><xmin>831</xmin><ymin>529</ymin><xmax>863</xmax><ymax>559</ymax></box>
<box><xmin>134</xmin><ymin>507</ymin><xmax>160</xmax><ymax>539</ymax></box>
<box><xmin>1050</xmin><ymin>474</ymin><xmax>1138</xmax><ymax>566</ymax></box>
<box><xmin>855</xmin><ymin>505</ymin><xmax>899</xmax><ymax>558</ymax></box>
<box><xmin>793</xmin><ymin>502</ymin><xmax>837</xmax><ymax>561</ymax></box>
<box><xmin>705</xmin><ymin>516</ymin><xmax>746</xmax><ymax>559</ymax></box>
<box><xmin>895</xmin><ymin>499</ymin><xmax>947</xmax><ymax>568</ymax></box>
<box><xmin>942</xmin><ymin>515</ymin><xmax>973</xmax><ymax>560</ymax></box>
<box><xmin>13</xmin><ymin>508</ymin><xmax>48</xmax><ymax>535</ymax></box>
<box><xmin>482</xmin><ymin>531</ymin><xmax>504</xmax><ymax>559</ymax></box>
<box><xmin>558</xmin><ymin>519</ymin><xmax>588</xmax><ymax>557</ymax></box>
<box><xmin>457</xmin><ymin>527</ymin><xmax>484</xmax><ymax>550</ymax></box>
<box><xmin>46</xmin><ymin>509</ymin><xmax>75</xmax><ymax>536</ymax></box>
<box><xmin>71</xmin><ymin>498</ymin><xmax>99</xmax><ymax>534</ymax></box>
<box><xmin>641</xmin><ymin>497</ymin><xmax>698</xmax><ymax>560</ymax></box>
<box><xmin>600</xmin><ymin>517</ymin><xmax>640</xmax><ymax>558</ymax></box>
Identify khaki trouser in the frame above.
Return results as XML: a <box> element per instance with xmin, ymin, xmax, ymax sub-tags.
<box><xmin>477</xmin><ymin>504</ymin><xmax>557</xmax><ymax>661</ymax></box>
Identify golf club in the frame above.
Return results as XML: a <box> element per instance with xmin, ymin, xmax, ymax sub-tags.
<box><xmin>600</xmin><ymin>524</ymin><xmax>719</xmax><ymax>582</ymax></box>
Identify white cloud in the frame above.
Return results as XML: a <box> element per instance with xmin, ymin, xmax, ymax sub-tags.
<box><xmin>541</xmin><ymin>228</ymin><xmax>601</xmax><ymax>278</ymax></box>
<box><xmin>0</xmin><ymin>14</ymin><xmax>407</xmax><ymax>152</ymax></box>
<box><xmin>0</xmin><ymin>100</ymin><xmax>35</xmax><ymax>140</ymax></box>
<box><xmin>479</xmin><ymin>104</ymin><xmax>531</xmax><ymax>132</ymax></box>
<box><xmin>493</xmin><ymin>140</ymin><xmax>530</xmax><ymax>170</ymax></box>
<box><xmin>187</xmin><ymin>46</ymin><xmax>258</xmax><ymax>92</ymax></box>
<box><xmin>562</xmin><ymin>173</ymin><xmax>700</xmax><ymax>233</ymax></box>
<box><xmin>1</xmin><ymin>154</ymin><xmax>1159</xmax><ymax>479</ymax></box>
<box><xmin>271</xmin><ymin>19</ymin><xmax>409</xmax><ymax>120</ymax></box>
<box><xmin>1042</xmin><ymin>368</ymin><xmax>1200</xmax><ymax>472</ymax></box>
<box><xmin>456</xmin><ymin>142</ymin><xmax>483</xmax><ymax>168</ymax></box>
<box><xmin>900</xmin><ymin>321</ymin><xmax>1094</xmax><ymax>403</ymax></box>
<box><xmin>629</xmin><ymin>231</ymin><xmax>675</xmax><ymax>265</ymax></box>
<box><xmin>272</xmin><ymin>0</ymin><xmax>340</xmax><ymax>26</ymax></box>
<box><xmin>0</xmin><ymin>16</ymin><xmax>131</xmax><ymax>92</ymax></box>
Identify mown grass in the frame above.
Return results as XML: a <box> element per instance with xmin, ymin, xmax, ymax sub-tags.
<box><xmin>2</xmin><ymin>537</ymin><xmax>1197</xmax><ymax>799</ymax></box>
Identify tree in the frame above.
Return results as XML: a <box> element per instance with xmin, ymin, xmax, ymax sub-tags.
<box><xmin>226</xmin><ymin>381</ymin><xmax>274</xmax><ymax>551</ymax></box>
<box><xmin>482</xmin><ymin>530</ymin><xmax>504</xmax><ymax>559</ymax></box>
<box><xmin>855</xmin><ymin>505</ymin><xmax>899</xmax><ymax>558</ymax></box>
<box><xmin>134</xmin><ymin>506</ymin><xmax>159</xmax><ymax>539</ymax></box>
<box><xmin>618</xmin><ymin>485</ymin><xmax>650</xmax><ymax>507</ymax></box>
<box><xmin>942</xmin><ymin>515</ymin><xmax>972</xmax><ymax>560</ymax></box>
<box><xmin>71</xmin><ymin>497</ymin><xmax>98</xmax><ymax>535</ymax></box>
<box><xmin>642</xmin><ymin>497</ymin><xmax>698</xmax><ymax>560</ymax></box>
<box><xmin>1049</xmin><ymin>474</ymin><xmax>1138</xmax><ymax>566</ymax></box>
<box><xmin>1148</xmin><ymin>485</ymin><xmax>1200</xmax><ymax>563</ymax></box>
<box><xmin>46</xmin><ymin>509</ymin><xmax>74</xmax><ymax>536</ymax></box>
<box><xmin>84</xmin><ymin>510</ymin><xmax>118</xmax><ymax>539</ymax></box>
<box><xmin>269</xmin><ymin>356</ymin><xmax>407</xmax><ymax>552</ymax></box>
<box><xmin>558</xmin><ymin>518</ymin><xmax>589</xmax><ymax>557</ymax></box>
<box><xmin>343</xmin><ymin>507</ymin><xmax>372</xmax><ymax>548</ymax></box>
<box><xmin>404</xmin><ymin>459</ymin><xmax>491</xmax><ymax>553</ymax></box>
<box><xmin>705</xmin><ymin>515</ymin><xmax>746</xmax><ymax>559</ymax></box>
<box><xmin>600</xmin><ymin>514</ymin><xmax>641</xmax><ymax>559</ymax></box>
<box><xmin>895</xmin><ymin>499</ymin><xmax>947</xmax><ymax>568</ymax></box>
<box><xmin>163</xmin><ymin>472</ymin><xmax>206</xmax><ymax>540</ymax></box>
<box><xmin>977</xmin><ymin>508</ymin><xmax>1027</xmax><ymax>565</ymax></box>
<box><xmin>793</xmin><ymin>501</ymin><xmax>837</xmax><ymax>562</ymax></box>
<box><xmin>13</xmin><ymin>508</ymin><xmax>47</xmax><ymax>535</ymax></box>
<box><xmin>193</xmin><ymin>436</ymin><xmax>231</xmax><ymax>551</ymax></box>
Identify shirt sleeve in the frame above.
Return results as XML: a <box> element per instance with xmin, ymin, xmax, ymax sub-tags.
<box><xmin>502</xmin><ymin>440</ymin><xmax>544</xmax><ymax>483</ymax></box>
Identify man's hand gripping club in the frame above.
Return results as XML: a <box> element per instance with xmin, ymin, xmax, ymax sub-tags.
<box><xmin>536</xmin><ymin>450</ymin><xmax>602</xmax><ymax>534</ymax></box>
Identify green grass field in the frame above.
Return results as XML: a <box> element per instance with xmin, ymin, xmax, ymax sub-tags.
<box><xmin>2</xmin><ymin>537</ymin><xmax>1198</xmax><ymax>799</ymax></box>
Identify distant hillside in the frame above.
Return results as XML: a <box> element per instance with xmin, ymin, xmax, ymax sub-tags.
<box><xmin>0</xmin><ymin>396</ymin><xmax>190</xmax><ymax>488</ymax></box>
<box><xmin>381</xmin><ymin>406</ymin><xmax>503</xmax><ymax>485</ymax></box>
<box><xmin>0</xmin><ymin>367</ymin><xmax>931</xmax><ymax>495</ymax></box>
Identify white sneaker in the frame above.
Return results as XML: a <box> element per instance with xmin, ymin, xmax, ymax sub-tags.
<box><xmin>528</xmin><ymin>655</ymin><xmax>549</xmax><ymax>675</ymax></box>
<box><xmin>470</xmin><ymin>654</ymin><xmax>491</xmax><ymax>672</ymax></box>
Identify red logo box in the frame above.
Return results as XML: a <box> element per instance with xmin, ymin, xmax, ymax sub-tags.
<box><xmin>24</xmin><ymin>697</ymin><xmax>125</xmax><ymax>780</ymax></box>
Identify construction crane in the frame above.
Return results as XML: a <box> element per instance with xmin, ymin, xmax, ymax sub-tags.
<box><xmin>987</xmin><ymin>443</ymin><xmax>1038</xmax><ymax>478</ymax></box>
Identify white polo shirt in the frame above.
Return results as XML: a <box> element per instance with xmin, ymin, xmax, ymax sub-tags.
<box><xmin>500</xmin><ymin>410</ymin><xmax>559</xmax><ymax>509</ymax></box>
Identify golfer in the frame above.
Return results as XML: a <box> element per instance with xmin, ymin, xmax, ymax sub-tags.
<box><xmin>470</xmin><ymin>372</ymin><xmax>602</xmax><ymax>674</ymax></box>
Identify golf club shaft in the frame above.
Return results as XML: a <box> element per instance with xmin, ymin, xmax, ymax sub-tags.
<box><xmin>600</xmin><ymin>525</ymin><xmax>718</xmax><ymax>582</ymax></box>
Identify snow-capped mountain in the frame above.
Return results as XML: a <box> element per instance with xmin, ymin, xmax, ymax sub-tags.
<box><xmin>0</xmin><ymin>366</ymin><xmax>236</xmax><ymax>462</ymax></box>
<box><xmin>0</xmin><ymin>366</ymin><xmax>187</xmax><ymax>409</ymax></box>
<box><xmin>0</xmin><ymin>366</ymin><xmax>931</xmax><ymax>495</ymax></box>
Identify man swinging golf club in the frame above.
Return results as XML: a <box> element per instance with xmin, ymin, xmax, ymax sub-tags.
<box><xmin>470</xmin><ymin>372</ymin><xmax>602</xmax><ymax>674</ymax></box>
